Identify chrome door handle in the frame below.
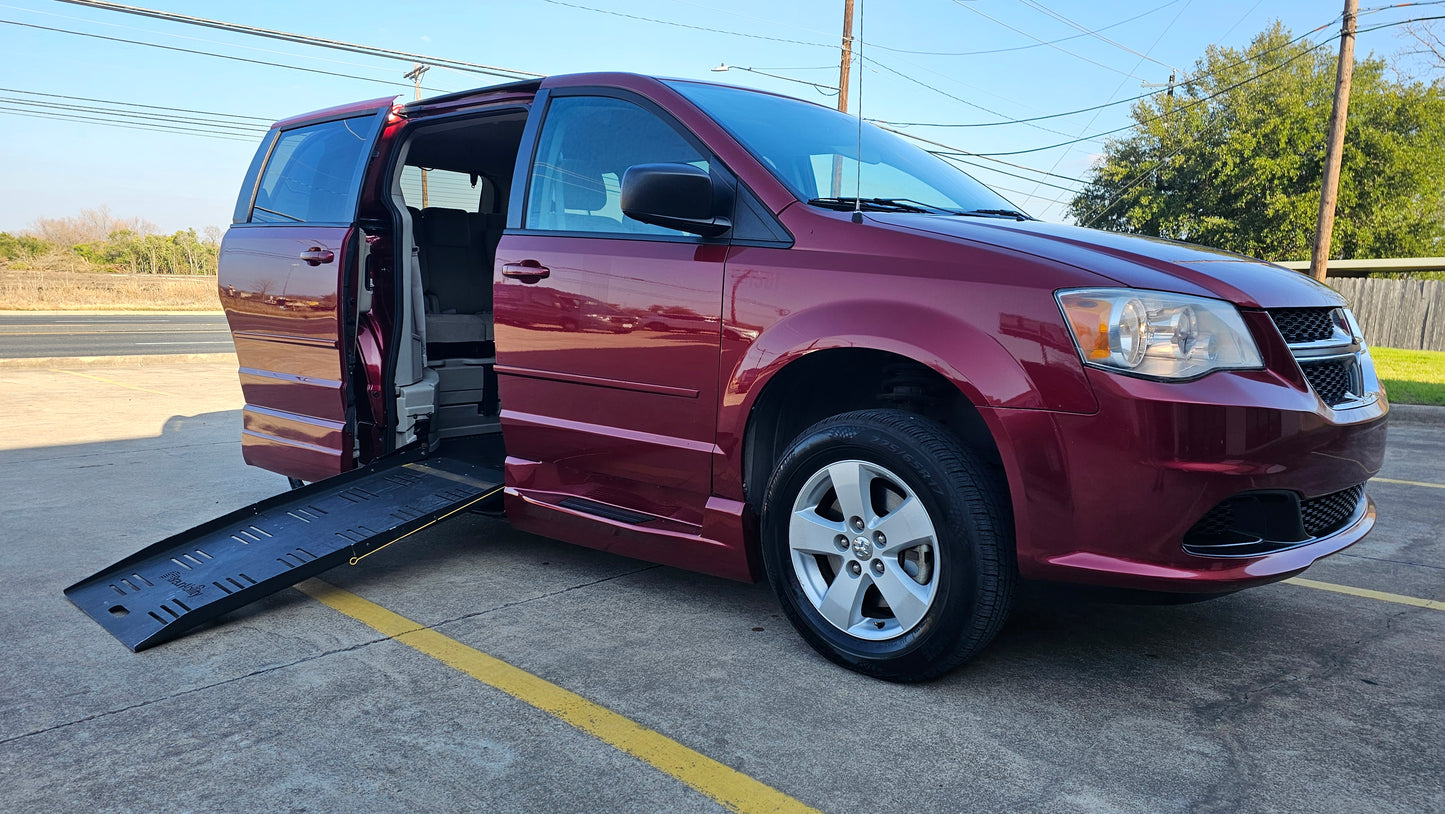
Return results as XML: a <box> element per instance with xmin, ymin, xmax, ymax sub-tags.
<box><xmin>300</xmin><ymin>248</ymin><xmax>335</xmax><ymax>265</ymax></box>
<box><xmin>502</xmin><ymin>261</ymin><xmax>550</xmax><ymax>283</ymax></box>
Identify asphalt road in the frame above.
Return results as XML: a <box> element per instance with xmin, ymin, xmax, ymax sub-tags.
<box><xmin>2</xmin><ymin>362</ymin><xmax>1441</xmax><ymax>814</ymax></box>
<box><xmin>0</xmin><ymin>313</ymin><xmax>234</xmax><ymax>358</ymax></box>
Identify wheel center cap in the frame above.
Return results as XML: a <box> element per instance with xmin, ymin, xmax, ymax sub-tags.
<box><xmin>852</xmin><ymin>536</ymin><xmax>873</xmax><ymax>559</ymax></box>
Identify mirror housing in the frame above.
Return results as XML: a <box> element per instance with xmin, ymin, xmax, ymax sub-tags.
<box><xmin>621</xmin><ymin>163</ymin><xmax>730</xmax><ymax>237</ymax></box>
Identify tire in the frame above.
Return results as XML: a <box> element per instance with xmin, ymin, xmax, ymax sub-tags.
<box><xmin>760</xmin><ymin>409</ymin><xmax>1015</xmax><ymax>682</ymax></box>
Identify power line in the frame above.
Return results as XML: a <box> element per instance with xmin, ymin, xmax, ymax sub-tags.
<box><xmin>1071</xmin><ymin>11</ymin><xmax>1445</xmax><ymax>225</ymax></box>
<box><xmin>9</xmin><ymin>1</ymin><xmax>441</xmax><ymax>77</ymax></box>
<box><xmin>878</xmin><ymin>6</ymin><xmax>1440</xmax><ymax>134</ymax></box>
<box><xmin>538</xmin><ymin>0</ymin><xmax>834</xmax><ymax>48</ymax></box>
<box><xmin>864</xmin><ymin>0</ymin><xmax>1187</xmax><ymax>56</ymax></box>
<box><xmin>1014</xmin><ymin>0</ymin><xmax>1177</xmax><ymax>71</ymax></box>
<box><xmin>948</xmin><ymin>0</ymin><xmax>1152</xmax><ymax>82</ymax></box>
<box><xmin>935</xmin><ymin>154</ymin><xmax>1082</xmax><ymax>194</ymax></box>
<box><xmin>0</xmin><ymin>86</ymin><xmax>274</xmax><ymax>121</ymax></box>
<box><xmin>880</xmin><ymin>125</ymin><xmax>1090</xmax><ymax>184</ymax></box>
<box><xmin>0</xmin><ymin>19</ymin><xmax>448</xmax><ymax>93</ymax></box>
<box><xmin>53</xmin><ymin>0</ymin><xmax>540</xmax><ymax>79</ymax></box>
<box><xmin>872</xmin><ymin>16</ymin><xmax>1339</xmax><ymax>129</ymax></box>
<box><xmin>970</xmin><ymin>29</ymin><xmax>1342</xmax><ymax>157</ymax></box>
<box><xmin>0</xmin><ymin>97</ymin><xmax>269</xmax><ymax>133</ymax></box>
<box><xmin>865</xmin><ymin>57</ymin><xmax>1102</xmax><ymax>144</ymax></box>
<box><xmin>0</xmin><ymin>107</ymin><xmax>260</xmax><ymax>142</ymax></box>
<box><xmin>1077</xmin><ymin>115</ymin><xmax>1223</xmax><ymax>227</ymax></box>
<box><xmin>1028</xmin><ymin>0</ymin><xmax>1195</xmax><ymax>216</ymax></box>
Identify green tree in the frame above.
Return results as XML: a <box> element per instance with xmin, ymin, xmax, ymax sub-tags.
<box><xmin>1068</xmin><ymin>23</ymin><xmax>1445</xmax><ymax>261</ymax></box>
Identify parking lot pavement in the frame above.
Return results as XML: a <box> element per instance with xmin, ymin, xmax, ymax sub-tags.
<box><xmin>2</xmin><ymin>363</ymin><xmax>1441</xmax><ymax>814</ymax></box>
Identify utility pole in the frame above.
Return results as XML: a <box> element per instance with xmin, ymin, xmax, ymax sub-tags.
<box><xmin>1310</xmin><ymin>0</ymin><xmax>1358</xmax><ymax>283</ymax></box>
<box><xmin>832</xmin><ymin>0</ymin><xmax>855</xmax><ymax>197</ymax></box>
<box><xmin>837</xmin><ymin>0</ymin><xmax>854</xmax><ymax>114</ymax></box>
<box><xmin>404</xmin><ymin>63</ymin><xmax>430</xmax><ymax>207</ymax></box>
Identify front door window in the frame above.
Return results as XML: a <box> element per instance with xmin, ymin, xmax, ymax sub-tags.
<box><xmin>525</xmin><ymin>96</ymin><xmax>709</xmax><ymax>236</ymax></box>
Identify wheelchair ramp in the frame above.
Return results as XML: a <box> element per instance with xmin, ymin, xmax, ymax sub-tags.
<box><xmin>65</xmin><ymin>447</ymin><xmax>502</xmax><ymax>651</ymax></box>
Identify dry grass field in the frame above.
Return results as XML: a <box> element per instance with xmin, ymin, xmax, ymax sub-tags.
<box><xmin>0</xmin><ymin>268</ymin><xmax>219</xmax><ymax>311</ymax></box>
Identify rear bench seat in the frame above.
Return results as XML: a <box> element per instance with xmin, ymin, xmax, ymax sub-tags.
<box><xmin>417</xmin><ymin>206</ymin><xmax>493</xmax><ymax>354</ymax></box>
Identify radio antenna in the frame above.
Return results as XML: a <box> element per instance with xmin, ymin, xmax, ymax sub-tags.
<box><xmin>851</xmin><ymin>0</ymin><xmax>864</xmax><ymax>224</ymax></box>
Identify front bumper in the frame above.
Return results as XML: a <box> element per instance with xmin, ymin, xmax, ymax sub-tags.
<box><xmin>983</xmin><ymin>364</ymin><xmax>1388</xmax><ymax>593</ymax></box>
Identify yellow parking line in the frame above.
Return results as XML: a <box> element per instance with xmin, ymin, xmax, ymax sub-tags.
<box><xmin>51</xmin><ymin>368</ymin><xmax>175</xmax><ymax>396</ymax></box>
<box><xmin>1372</xmin><ymin>477</ymin><xmax>1445</xmax><ymax>490</ymax></box>
<box><xmin>1285</xmin><ymin>577</ymin><xmax>1445</xmax><ymax>610</ymax></box>
<box><xmin>295</xmin><ymin>579</ymin><xmax>821</xmax><ymax>814</ymax></box>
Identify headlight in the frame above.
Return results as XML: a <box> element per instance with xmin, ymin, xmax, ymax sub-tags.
<box><xmin>1056</xmin><ymin>288</ymin><xmax>1264</xmax><ymax>380</ymax></box>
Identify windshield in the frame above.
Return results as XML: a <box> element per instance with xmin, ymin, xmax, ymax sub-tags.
<box><xmin>668</xmin><ymin>80</ymin><xmax>1020</xmax><ymax>215</ymax></box>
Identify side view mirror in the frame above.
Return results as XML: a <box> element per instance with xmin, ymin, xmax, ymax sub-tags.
<box><xmin>620</xmin><ymin>163</ymin><xmax>730</xmax><ymax>238</ymax></box>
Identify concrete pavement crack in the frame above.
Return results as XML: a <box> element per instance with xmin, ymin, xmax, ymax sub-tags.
<box><xmin>0</xmin><ymin>634</ymin><xmax>396</xmax><ymax>748</ymax></box>
<box><xmin>0</xmin><ymin>565</ymin><xmax>661</xmax><ymax>748</ymax></box>
<box><xmin>424</xmin><ymin>564</ymin><xmax>664</xmax><ymax>633</ymax></box>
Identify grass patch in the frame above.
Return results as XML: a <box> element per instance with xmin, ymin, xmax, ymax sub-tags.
<box><xmin>1371</xmin><ymin>347</ymin><xmax>1445</xmax><ymax>407</ymax></box>
<box><xmin>0</xmin><ymin>268</ymin><xmax>219</xmax><ymax>311</ymax></box>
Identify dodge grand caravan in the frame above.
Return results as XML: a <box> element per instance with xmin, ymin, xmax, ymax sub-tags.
<box><xmin>212</xmin><ymin>72</ymin><xmax>1387</xmax><ymax>680</ymax></box>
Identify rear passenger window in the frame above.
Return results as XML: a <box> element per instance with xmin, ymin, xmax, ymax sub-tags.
<box><xmin>251</xmin><ymin>117</ymin><xmax>373</xmax><ymax>224</ymax></box>
<box><xmin>399</xmin><ymin>167</ymin><xmax>486</xmax><ymax>213</ymax></box>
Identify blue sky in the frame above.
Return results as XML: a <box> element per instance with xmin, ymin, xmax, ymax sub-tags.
<box><xmin>0</xmin><ymin>0</ymin><xmax>1435</xmax><ymax>233</ymax></box>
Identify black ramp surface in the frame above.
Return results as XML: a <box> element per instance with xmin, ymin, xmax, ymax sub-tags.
<box><xmin>65</xmin><ymin>447</ymin><xmax>501</xmax><ymax>651</ymax></box>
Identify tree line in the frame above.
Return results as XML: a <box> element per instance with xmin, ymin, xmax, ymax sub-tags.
<box><xmin>0</xmin><ymin>206</ymin><xmax>221</xmax><ymax>275</ymax></box>
<box><xmin>1068</xmin><ymin>22</ymin><xmax>1445</xmax><ymax>262</ymax></box>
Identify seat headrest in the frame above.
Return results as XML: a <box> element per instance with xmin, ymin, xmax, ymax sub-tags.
<box><xmin>421</xmin><ymin>208</ymin><xmax>471</xmax><ymax>247</ymax></box>
<box><xmin>559</xmin><ymin>168</ymin><xmax>607</xmax><ymax>212</ymax></box>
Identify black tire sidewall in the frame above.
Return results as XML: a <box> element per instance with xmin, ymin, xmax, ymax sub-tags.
<box><xmin>761</xmin><ymin>410</ymin><xmax>1006</xmax><ymax>678</ymax></box>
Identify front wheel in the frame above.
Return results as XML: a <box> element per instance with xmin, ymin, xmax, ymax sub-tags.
<box><xmin>761</xmin><ymin>409</ymin><xmax>1015</xmax><ymax>681</ymax></box>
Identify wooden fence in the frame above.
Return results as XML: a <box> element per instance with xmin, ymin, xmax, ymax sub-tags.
<box><xmin>1274</xmin><ymin>259</ymin><xmax>1445</xmax><ymax>352</ymax></box>
<box><xmin>1326</xmin><ymin>277</ymin><xmax>1445</xmax><ymax>352</ymax></box>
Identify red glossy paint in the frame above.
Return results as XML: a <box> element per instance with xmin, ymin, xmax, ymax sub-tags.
<box><xmin>494</xmin><ymin>234</ymin><xmax>725</xmax><ymax>528</ymax></box>
<box><xmin>220</xmin><ymin>72</ymin><xmax>1389</xmax><ymax>596</ymax></box>
<box><xmin>218</xmin><ymin>224</ymin><xmax>354</xmax><ymax>483</ymax></box>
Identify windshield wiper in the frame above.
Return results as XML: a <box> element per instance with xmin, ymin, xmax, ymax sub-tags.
<box><xmin>807</xmin><ymin>197</ymin><xmax>960</xmax><ymax>215</ymax></box>
<box><xmin>957</xmin><ymin>208</ymin><xmax>1032</xmax><ymax>221</ymax></box>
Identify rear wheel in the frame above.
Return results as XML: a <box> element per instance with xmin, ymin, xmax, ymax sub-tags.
<box><xmin>761</xmin><ymin>409</ymin><xmax>1014</xmax><ymax>681</ymax></box>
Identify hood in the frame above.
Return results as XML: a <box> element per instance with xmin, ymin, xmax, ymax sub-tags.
<box><xmin>870</xmin><ymin>214</ymin><xmax>1346</xmax><ymax>310</ymax></box>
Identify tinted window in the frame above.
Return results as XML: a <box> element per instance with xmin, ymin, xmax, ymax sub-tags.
<box><xmin>400</xmin><ymin>166</ymin><xmax>487</xmax><ymax>213</ymax></box>
<box><xmin>525</xmin><ymin>96</ymin><xmax>709</xmax><ymax>236</ymax></box>
<box><xmin>252</xmin><ymin>117</ymin><xmax>373</xmax><ymax>224</ymax></box>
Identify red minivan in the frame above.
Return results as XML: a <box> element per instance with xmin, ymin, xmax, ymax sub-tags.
<box><xmin>217</xmin><ymin>73</ymin><xmax>1387</xmax><ymax>680</ymax></box>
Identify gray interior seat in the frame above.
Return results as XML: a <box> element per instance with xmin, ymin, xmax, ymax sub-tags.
<box><xmin>417</xmin><ymin>206</ymin><xmax>493</xmax><ymax>349</ymax></box>
<box><xmin>560</xmin><ymin>168</ymin><xmax>622</xmax><ymax>232</ymax></box>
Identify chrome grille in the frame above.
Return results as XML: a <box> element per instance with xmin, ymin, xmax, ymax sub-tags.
<box><xmin>1266</xmin><ymin>306</ymin><xmax>1371</xmax><ymax>409</ymax></box>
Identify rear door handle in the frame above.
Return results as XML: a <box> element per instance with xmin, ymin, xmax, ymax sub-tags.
<box><xmin>502</xmin><ymin>261</ymin><xmax>550</xmax><ymax>283</ymax></box>
<box><xmin>300</xmin><ymin>247</ymin><xmax>335</xmax><ymax>266</ymax></box>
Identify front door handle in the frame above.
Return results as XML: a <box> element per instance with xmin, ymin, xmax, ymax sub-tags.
<box><xmin>300</xmin><ymin>247</ymin><xmax>335</xmax><ymax>266</ymax></box>
<box><xmin>502</xmin><ymin>261</ymin><xmax>550</xmax><ymax>283</ymax></box>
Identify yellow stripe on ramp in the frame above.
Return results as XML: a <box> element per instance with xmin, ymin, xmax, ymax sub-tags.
<box><xmin>1284</xmin><ymin>577</ymin><xmax>1445</xmax><ymax>610</ymax></box>
<box><xmin>295</xmin><ymin>579</ymin><xmax>821</xmax><ymax>814</ymax></box>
